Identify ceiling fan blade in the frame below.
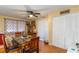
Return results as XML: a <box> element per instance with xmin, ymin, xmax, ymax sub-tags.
<box><xmin>33</xmin><ymin>14</ymin><xmax>38</xmax><ymax>17</ymax></box>
<box><xmin>35</xmin><ymin>15</ymin><xmax>38</xmax><ymax>17</ymax></box>
<box><xmin>34</xmin><ymin>13</ymin><xmax>40</xmax><ymax>15</ymax></box>
<box><xmin>27</xmin><ymin>11</ymin><xmax>34</xmax><ymax>14</ymax></box>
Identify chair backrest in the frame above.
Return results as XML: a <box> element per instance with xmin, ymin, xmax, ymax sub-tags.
<box><xmin>1</xmin><ymin>34</ymin><xmax>8</xmax><ymax>52</ymax></box>
<box><xmin>4</xmin><ymin>34</ymin><xmax>20</xmax><ymax>53</ymax></box>
<box><xmin>0</xmin><ymin>34</ymin><xmax>4</xmax><ymax>45</ymax></box>
<box><xmin>15</xmin><ymin>32</ymin><xmax>21</xmax><ymax>37</ymax></box>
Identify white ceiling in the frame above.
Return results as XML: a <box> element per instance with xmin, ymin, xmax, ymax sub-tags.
<box><xmin>0</xmin><ymin>5</ymin><xmax>75</xmax><ymax>20</ymax></box>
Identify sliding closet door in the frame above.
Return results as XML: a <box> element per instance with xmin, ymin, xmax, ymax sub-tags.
<box><xmin>74</xmin><ymin>13</ymin><xmax>79</xmax><ymax>44</ymax></box>
<box><xmin>36</xmin><ymin>19</ymin><xmax>48</xmax><ymax>41</ymax></box>
<box><xmin>52</xmin><ymin>13</ymin><xmax>79</xmax><ymax>49</ymax></box>
<box><xmin>52</xmin><ymin>16</ymin><xmax>65</xmax><ymax>49</ymax></box>
<box><xmin>64</xmin><ymin>13</ymin><xmax>79</xmax><ymax>49</ymax></box>
<box><xmin>64</xmin><ymin>14</ymin><xmax>75</xmax><ymax>49</ymax></box>
<box><xmin>52</xmin><ymin>14</ymin><xmax>75</xmax><ymax>49</ymax></box>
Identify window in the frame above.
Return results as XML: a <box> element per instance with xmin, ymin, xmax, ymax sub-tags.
<box><xmin>18</xmin><ymin>21</ymin><xmax>26</xmax><ymax>32</ymax></box>
<box><xmin>5</xmin><ymin>20</ymin><xmax>17</xmax><ymax>32</ymax></box>
<box><xmin>5</xmin><ymin>19</ymin><xmax>26</xmax><ymax>33</ymax></box>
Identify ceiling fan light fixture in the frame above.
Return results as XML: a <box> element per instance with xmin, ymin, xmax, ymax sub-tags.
<box><xmin>29</xmin><ymin>14</ymin><xmax>33</xmax><ymax>17</ymax></box>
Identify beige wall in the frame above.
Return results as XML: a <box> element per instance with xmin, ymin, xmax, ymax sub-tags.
<box><xmin>0</xmin><ymin>18</ymin><xmax>4</xmax><ymax>34</ymax></box>
<box><xmin>48</xmin><ymin>6</ymin><xmax>79</xmax><ymax>45</ymax></box>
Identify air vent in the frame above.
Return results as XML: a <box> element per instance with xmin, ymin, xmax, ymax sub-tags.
<box><xmin>60</xmin><ymin>9</ymin><xmax>70</xmax><ymax>15</ymax></box>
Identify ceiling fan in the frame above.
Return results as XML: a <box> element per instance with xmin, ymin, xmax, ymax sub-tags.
<box><xmin>26</xmin><ymin>10</ymin><xmax>40</xmax><ymax>18</ymax></box>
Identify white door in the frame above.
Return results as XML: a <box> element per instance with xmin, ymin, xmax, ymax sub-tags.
<box><xmin>36</xmin><ymin>19</ymin><xmax>48</xmax><ymax>41</ymax></box>
<box><xmin>52</xmin><ymin>13</ymin><xmax>79</xmax><ymax>49</ymax></box>
<box><xmin>52</xmin><ymin>15</ymin><xmax>65</xmax><ymax>49</ymax></box>
<box><xmin>74</xmin><ymin>13</ymin><xmax>79</xmax><ymax>44</ymax></box>
<box><xmin>64</xmin><ymin>14</ymin><xmax>74</xmax><ymax>49</ymax></box>
<box><xmin>64</xmin><ymin>13</ymin><xmax>79</xmax><ymax>49</ymax></box>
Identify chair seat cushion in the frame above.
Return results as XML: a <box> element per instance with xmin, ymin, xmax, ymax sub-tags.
<box><xmin>7</xmin><ymin>46</ymin><xmax>19</xmax><ymax>50</ymax></box>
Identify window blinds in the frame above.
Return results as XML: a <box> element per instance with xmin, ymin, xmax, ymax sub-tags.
<box><xmin>5</xmin><ymin>19</ymin><xmax>26</xmax><ymax>33</ymax></box>
<box><xmin>5</xmin><ymin>20</ymin><xmax>17</xmax><ymax>32</ymax></box>
<box><xmin>18</xmin><ymin>21</ymin><xmax>25</xmax><ymax>32</ymax></box>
